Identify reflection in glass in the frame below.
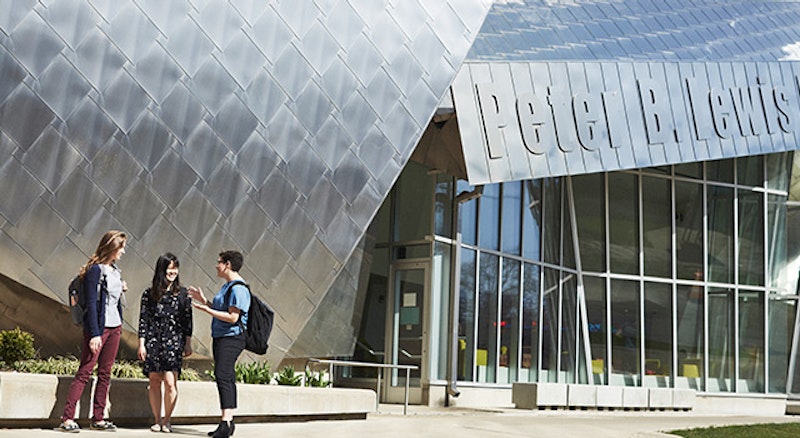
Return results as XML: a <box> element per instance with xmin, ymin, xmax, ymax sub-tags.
<box><xmin>766</xmin><ymin>153</ymin><xmax>790</xmax><ymax>191</ymax></box>
<box><xmin>738</xmin><ymin>189</ymin><xmax>764</xmax><ymax>286</ymax></box>
<box><xmin>584</xmin><ymin>275</ymin><xmax>606</xmax><ymax>384</ymax></box>
<box><xmin>770</xmin><ymin>298</ymin><xmax>795</xmax><ymax>394</ymax></box>
<box><xmin>707</xmin><ymin>158</ymin><xmax>734</xmax><ymax>183</ymax></box>
<box><xmin>707</xmin><ymin>288</ymin><xmax>734</xmax><ymax>392</ymax></box>
<box><xmin>573</xmin><ymin>174</ymin><xmax>605</xmax><ymax>272</ymax></box>
<box><xmin>500</xmin><ymin>259</ymin><xmax>520</xmax><ymax>383</ymax></box>
<box><xmin>458</xmin><ymin>179</ymin><xmax>478</xmax><ymax>245</ymax></box>
<box><xmin>434</xmin><ymin>176</ymin><xmax>454</xmax><ymax>238</ymax></box>
<box><xmin>608</xmin><ymin>173</ymin><xmax>639</xmax><ymax>275</ymax></box>
<box><xmin>677</xmin><ymin>283</ymin><xmax>704</xmax><ymax>390</ymax></box>
<box><xmin>543</xmin><ymin>179</ymin><xmax>562</xmax><ymax>265</ymax></box>
<box><xmin>643</xmin><ymin>176</ymin><xmax>672</xmax><ymax>278</ymax></box>
<box><xmin>675</xmin><ymin>181</ymin><xmax>704</xmax><ymax>280</ymax></box>
<box><xmin>432</xmin><ymin>242</ymin><xmax>451</xmax><ymax>380</ymax></box>
<box><xmin>477</xmin><ymin>253</ymin><xmax>499</xmax><ymax>383</ymax></box>
<box><xmin>610</xmin><ymin>279</ymin><xmax>640</xmax><ymax>381</ymax></box>
<box><xmin>458</xmin><ymin>248</ymin><xmax>476</xmax><ymax>381</ymax></box>
<box><xmin>479</xmin><ymin>184</ymin><xmax>500</xmax><ymax>250</ymax></box>
<box><xmin>708</xmin><ymin>185</ymin><xmax>734</xmax><ymax>283</ymax></box>
<box><xmin>768</xmin><ymin>194</ymin><xmax>787</xmax><ymax>290</ymax></box>
<box><xmin>737</xmin><ymin>155</ymin><xmax>763</xmax><ymax>187</ymax></box>
<box><xmin>395</xmin><ymin>163</ymin><xmax>432</xmax><ymax>242</ymax></box>
<box><xmin>643</xmin><ymin>282</ymin><xmax>672</xmax><ymax>387</ymax></box>
<box><xmin>561</xmin><ymin>272</ymin><xmax>577</xmax><ymax>382</ymax></box>
<box><xmin>521</xmin><ymin>262</ymin><xmax>540</xmax><ymax>382</ymax></box>
<box><xmin>541</xmin><ymin>267</ymin><xmax>560</xmax><ymax>382</ymax></box>
<box><xmin>738</xmin><ymin>291</ymin><xmax>764</xmax><ymax>393</ymax></box>
<box><xmin>502</xmin><ymin>182</ymin><xmax>522</xmax><ymax>255</ymax></box>
<box><xmin>523</xmin><ymin>180</ymin><xmax>543</xmax><ymax>261</ymax></box>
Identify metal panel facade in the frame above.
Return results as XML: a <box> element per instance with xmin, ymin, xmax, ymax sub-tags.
<box><xmin>454</xmin><ymin>61</ymin><xmax>800</xmax><ymax>184</ymax></box>
<box><xmin>0</xmin><ymin>0</ymin><xmax>491</xmax><ymax>362</ymax></box>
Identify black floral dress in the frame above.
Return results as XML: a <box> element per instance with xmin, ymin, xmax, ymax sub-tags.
<box><xmin>138</xmin><ymin>287</ymin><xmax>193</xmax><ymax>374</ymax></box>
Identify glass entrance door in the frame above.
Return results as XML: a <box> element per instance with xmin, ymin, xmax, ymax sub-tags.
<box><xmin>384</xmin><ymin>261</ymin><xmax>427</xmax><ymax>403</ymax></box>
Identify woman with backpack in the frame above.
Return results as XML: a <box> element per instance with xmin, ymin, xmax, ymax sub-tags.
<box><xmin>59</xmin><ymin>230</ymin><xmax>128</xmax><ymax>433</ymax></box>
<box><xmin>187</xmin><ymin>250</ymin><xmax>250</xmax><ymax>438</ymax></box>
<box><xmin>137</xmin><ymin>252</ymin><xmax>193</xmax><ymax>433</ymax></box>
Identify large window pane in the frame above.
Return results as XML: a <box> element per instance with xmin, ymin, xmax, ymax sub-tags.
<box><xmin>608</xmin><ymin>173</ymin><xmax>639</xmax><ymax>275</ymax></box>
<box><xmin>738</xmin><ymin>190</ymin><xmax>764</xmax><ymax>286</ymax></box>
<box><xmin>768</xmin><ymin>194</ymin><xmax>788</xmax><ymax>290</ymax></box>
<box><xmin>675</xmin><ymin>181</ymin><xmax>704</xmax><ymax>280</ymax></box>
<box><xmin>458</xmin><ymin>180</ymin><xmax>478</xmax><ymax>245</ymax></box>
<box><xmin>479</xmin><ymin>185</ymin><xmax>500</xmax><ymax>250</ymax></box>
<box><xmin>499</xmin><ymin>259</ymin><xmax>520</xmax><ymax>383</ymax></box>
<box><xmin>643</xmin><ymin>282</ymin><xmax>672</xmax><ymax>387</ymax></box>
<box><xmin>643</xmin><ymin>176</ymin><xmax>672</xmax><ymax>278</ymax></box>
<box><xmin>708</xmin><ymin>185</ymin><xmax>734</xmax><ymax>284</ymax></box>
<box><xmin>431</xmin><ymin>242</ymin><xmax>451</xmax><ymax>380</ymax></box>
<box><xmin>458</xmin><ymin>248</ymin><xmax>476</xmax><ymax>381</ymax></box>
<box><xmin>543</xmin><ymin>179</ymin><xmax>562</xmax><ymax>265</ymax></box>
<box><xmin>768</xmin><ymin>297</ymin><xmax>795</xmax><ymax>394</ymax></box>
<box><xmin>707</xmin><ymin>288</ymin><xmax>734</xmax><ymax>392</ymax></box>
<box><xmin>677</xmin><ymin>283</ymin><xmax>704</xmax><ymax>391</ymax></box>
<box><xmin>573</xmin><ymin>174</ymin><xmax>605</xmax><ymax>272</ymax></box>
<box><xmin>561</xmin><ymin>272</ymin><xmax>578</xmax><ymax>382</ymax></box>
<box><xmin>521</xmin><ymin>263</ymin><xmax>540</xmax><ymax>382</ymax></box>
<box><xmin>523</xmin><ymin>180</ymin><xmax>543</xmax><ymax>261</ymax></box>
<box><xmin>434</xmin><ymin>175</ymin><xmax>454</xmax><ymax>238</ymax></box>
<box><xmin>541</xmin><ymin>267</ymin><xmax>560</xmax><ymax>382</ymax></box>
<box><xmin>738</xmin><ymin>291</ymin><xmax>764</xmax><ymax>393</ymax></box>
<box><xmin>501</xmin><ymin>182</ymin><xmax>522</xmax><ymax>255</ymax></box>
<box><xmin>708</xmin><ymin>158</ymin><xmax>734</xmax><ymax>183</ymax></box>
<box><xmin>737</xmin><ymin>155</ymin><xmax>763</xmax><ymax>187</ymax></box>
<box><xmin>766</xmin><ymin>152</ymin><xmax>790</xmax><ymax>191</ymax></box>
<box><xmin>477</xmin><ymin>253</ymin><xmax>499</xmax><ymax>383</ymax></box>
<box><xmin>610</xmin><ymin>279</ymin><xmax>640</xmax><ymax>383</ymax></box>
<box><xmin>395</xmin><ymin>162</ymin><xmax>432</xmax><ymax>241</ymax></box>
<box><xmin>585</xmin><ymin>276</ymin><xmax>607</xmax><ymax>384</ymax></box>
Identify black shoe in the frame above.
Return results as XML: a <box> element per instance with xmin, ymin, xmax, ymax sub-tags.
<box><xmin>90</xmin><ymin>420</ymin><xmax>117</xmax><ymax>431</ymax></box>
<box><xmin>211</xmin><ymin>420</ymin><xmax>234</xmax><ymax>438</ymax></box>
<box><xmin>208</xmin><ymin>419</ymin><xmax>235</xmax><ymax>437</ymax></box>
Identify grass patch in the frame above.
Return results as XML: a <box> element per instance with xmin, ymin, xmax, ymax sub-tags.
<box><xmin>670</xmin><ymin>422</ymin><xmax>800</xmax><ymax>437</ymax></box>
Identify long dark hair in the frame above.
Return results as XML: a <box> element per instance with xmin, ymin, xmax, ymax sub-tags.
<box><xmin>150</xmin><ymin>252</ymin><xmax>181</xmax><ymax>302</ymax></box>
<box><xmin>79</xmin><ymin>230</ymin><xmax>126</xmax><ymax>277</ymax></box>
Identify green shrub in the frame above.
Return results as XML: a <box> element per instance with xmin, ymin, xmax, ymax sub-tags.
<box><xmin>274</xmin><ymin>365</ymin><xmax>302</xmax><ymax>386</ymax></box>
<box><xmin>236</xmin><ymin>361</ymin><xmax>272</xmax><ymax>384</ymax></box>
<box><xmin>9</xmin><ymin>356</ymin><xmax>200</xmax><ymax>381</ymax></box>
<box><xmin>0</xmin><ymin>327</ymin><xmax>36</xmax><ymax>363</ymax></box>
<box><xmin>304</xmin><ymin>367</ymin><xmax>329</xmax><ymax>387</ymax></box>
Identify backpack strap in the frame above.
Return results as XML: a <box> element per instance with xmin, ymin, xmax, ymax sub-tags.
<box><xmin>223</xmin><ymin>280</ymin><xmax>250</xmax><ymax>330</ymax></box>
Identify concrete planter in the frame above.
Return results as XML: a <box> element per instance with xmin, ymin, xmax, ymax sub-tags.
<box><xmin>0</xmin><ymin>371</ymin><xmax>374</xmax><ymax>428</ymax></box>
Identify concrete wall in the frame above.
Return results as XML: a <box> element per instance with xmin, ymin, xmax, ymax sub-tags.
<box><xmin>0</xmin><ymin>372</ymin><xmax>374</xmax><ymax>428</ymax></box>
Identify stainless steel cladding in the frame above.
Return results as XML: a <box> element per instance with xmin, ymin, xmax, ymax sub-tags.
<box><xmin>0</xmin><ymin>0</ymin><xmax>491</xmax><ymax>361</ymax></box>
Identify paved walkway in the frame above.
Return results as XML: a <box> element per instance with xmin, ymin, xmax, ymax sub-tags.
<box><xmin>2</xmin><ymin>405</ymin><xmax>799</xmax><ymax>437</ymax></box>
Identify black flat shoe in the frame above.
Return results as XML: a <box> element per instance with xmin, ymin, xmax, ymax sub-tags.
<box><xmin>208</xmin><ymin>419</ymin><xmax>235</xmax><ymax>437</ymax></box>
<box><xmin>211</xmin><ymin>420</ymin><xmax>234</xmax><ymax>438</ymax></box>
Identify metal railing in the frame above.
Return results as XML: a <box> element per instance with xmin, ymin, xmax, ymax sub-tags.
<box><xmin>305</xmin><ymin>358</ymin><xmax>418</xmax><ymax>415</ymax></box>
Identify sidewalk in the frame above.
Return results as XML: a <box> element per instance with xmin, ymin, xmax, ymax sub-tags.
<box><xmin>2</xmin><ymin>405</ymin><xmax>799</xmax><ymax>437</ymax></box>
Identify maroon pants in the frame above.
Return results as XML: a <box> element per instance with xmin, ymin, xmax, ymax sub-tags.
<box><xmin>61</xmin><ymin>326</ymin><xmax>121</xmax><ymax>422</ymax></box>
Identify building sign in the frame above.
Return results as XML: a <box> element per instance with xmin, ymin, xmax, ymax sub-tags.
<box><xmin>452</xmin><ymin>61</ymin><xmax>800</xmax><ymax>184</ymax></box>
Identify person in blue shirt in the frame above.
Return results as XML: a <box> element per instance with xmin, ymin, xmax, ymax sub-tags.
<box><xmin>188</xmin><ymin>250</ymin><xmax>250</xmax><ymax>438</ymax></box>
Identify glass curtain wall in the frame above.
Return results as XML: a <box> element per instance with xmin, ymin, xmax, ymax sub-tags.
<box><xmin>438</xmin><ymin>152</ymin><xmax>794</xmax><ymax>395</ymax></box>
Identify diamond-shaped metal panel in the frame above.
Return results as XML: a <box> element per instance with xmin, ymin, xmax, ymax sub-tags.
<box><xmin>0</xmin><ymin>0</ymin><xmax>491</xmax><ymax>363</ymax></box>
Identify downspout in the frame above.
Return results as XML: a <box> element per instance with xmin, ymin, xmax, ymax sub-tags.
<box><xmin>446</xmin><ymin>185</ymin><xmax>483</xmax><ymax>406</ymax></box>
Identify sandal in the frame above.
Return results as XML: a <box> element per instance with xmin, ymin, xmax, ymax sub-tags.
<box><xmin>151</xmin><ymin>424</ymin><xmax>162</xmax><ymax>432</ymax></box>
<box><xmin>58</xmin><ymin>420</ymin><xmax>80</xmax><ymax>433</ymax></box>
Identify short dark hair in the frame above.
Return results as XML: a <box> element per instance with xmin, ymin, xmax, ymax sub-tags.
<box><xmin>219</xmin><ymin>250</ymin><xmax>243</xmax><ymax>272</ymax></box>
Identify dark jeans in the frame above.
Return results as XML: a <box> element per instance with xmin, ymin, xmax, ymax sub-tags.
<box><xmin>212</xmin><ymin>333</ymin><xmax>245</xmax><ymax>410</ymax></box>
<box><xmin>61</xmin><ymin>326</ymin><xmax>122</xmax><ymax>422</ymax></box>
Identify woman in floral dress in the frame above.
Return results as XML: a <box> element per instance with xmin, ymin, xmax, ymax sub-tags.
<box><xmin>138</xmin><ymin>252</ymin><xmax>193</xmax><ymax>433</ymax></box>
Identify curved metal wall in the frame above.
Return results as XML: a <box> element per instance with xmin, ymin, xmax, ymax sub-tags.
<box><xmin>0</xmin><ymin>0</ymin><xmax>490</xmax><ymax>363</ymax></box>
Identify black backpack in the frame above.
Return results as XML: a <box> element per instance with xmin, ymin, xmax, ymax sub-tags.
<box><xmin>67</xmin><ymin>272</ymin><xmax>106</xmax><ymax>326</ymax></box>
<box><xmin>224</xmin><ymin>280</ymin><xmax>275</xmax><ymax>355</ymax></box>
